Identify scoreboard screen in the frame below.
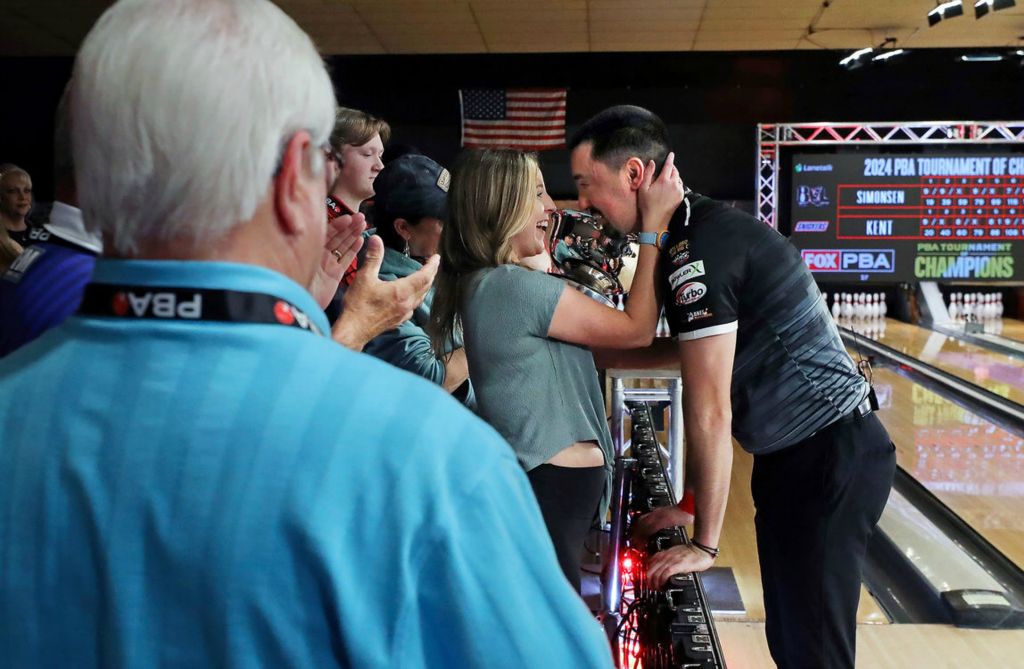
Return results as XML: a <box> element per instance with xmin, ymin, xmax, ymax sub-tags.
<box><xmin>788</xmin><ymin>152</ymin><xmax>1024</xmax><ymax>283</ymax></box>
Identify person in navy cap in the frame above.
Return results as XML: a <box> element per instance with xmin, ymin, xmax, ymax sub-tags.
<box><xmin>364</xmin><ymin>153</ymin><xmax>473</xmax><ymax>406</ymax></box>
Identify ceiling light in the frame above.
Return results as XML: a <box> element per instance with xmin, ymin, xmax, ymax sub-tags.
<box><xmin>960</xmin><ymin>53</ymin><xmax>1005</xmax><ymax>61</ymax></box>
<box><xmin>840</xmin><ymin>47</ymin><xmax>874</xmax><ymax>69</ymax></box>
<box><xmin>872</xmin><ymin>49</ymin><xmax>907</xmax><ymax>63</ymax></box>
<box><xmin>975</xmin><ymin>0</ymin><xmax>1015</xmax><ymax>18</ymax></box>
<box><xmin>929</xmin><ymin>0</ymin><xmax>965</xmax><ymax>25</ymax></box>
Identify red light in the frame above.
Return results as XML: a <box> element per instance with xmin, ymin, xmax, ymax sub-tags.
<box><xmin>622</xmin><ymin>555</ymin><xmax>634</xmax><ymax>571</ymax></box>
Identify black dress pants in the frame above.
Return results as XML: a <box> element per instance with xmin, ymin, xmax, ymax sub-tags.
<box><xmin>527</xmin><ymin>463</ymin><xmax>606</xmax><ymax>593</ymax></box>
<box><xmin>751</xmin><ymin>411</ymin><xmax>895</xmax><ymax>669</ymax></box>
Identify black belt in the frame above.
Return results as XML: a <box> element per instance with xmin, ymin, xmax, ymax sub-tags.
<box><xmin>833</xmin><ymin>396</ymin><xmax>874</xmax><ymax>427</ymax></box>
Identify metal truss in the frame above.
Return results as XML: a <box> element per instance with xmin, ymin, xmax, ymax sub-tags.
<box><xmin>756</xmin><ymin>121</ymin><xmax>1024</xmax><ymax>229</ymax></box>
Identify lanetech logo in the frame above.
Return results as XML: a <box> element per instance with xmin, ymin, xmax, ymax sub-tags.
<box><xmin>795</xmin><ymin>163</ymin><xmax>834</xmax><ymax>173</ymax></box>
<box><xmin>801</xmin><ymin>249</ymin><xmax>895</xmax><ymax>273</ymax></box>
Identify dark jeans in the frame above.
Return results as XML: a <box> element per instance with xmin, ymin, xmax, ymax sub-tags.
<box><xmin>527</xmin><ymin>463</ymin><xmax>606</xmax><ymax>593</ymax></box>
<box><xmin>751</xmin><ymin>411</ymin><xmax>895</xmax><ymax>669</ymax></box>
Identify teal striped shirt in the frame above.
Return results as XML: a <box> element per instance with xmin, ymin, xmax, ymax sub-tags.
<box><xmin>0</xmin><ymin>259</ymin><xmax>612</xmax><ymax>668</ymax></box>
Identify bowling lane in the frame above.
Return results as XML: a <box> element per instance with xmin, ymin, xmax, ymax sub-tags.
<box><xmin>849</xmin><ymin>318</ymin><xmax>1024</xmax><ymax>405</ymax></box>
<box><xmin>997</xmin><ymin>318</ymin><xmax>1024</xmax><ymax>344</ymax></box>
<box><xmin>871</xmin><ymin>366</ymin><xmax>1024</xmax><ymax>569</ymax></box>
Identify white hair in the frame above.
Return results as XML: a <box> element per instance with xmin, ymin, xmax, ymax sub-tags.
<box><xmin>71</xmin><ymin>0</ymin><xmax>335</xmax><ymax>255</ymax></box>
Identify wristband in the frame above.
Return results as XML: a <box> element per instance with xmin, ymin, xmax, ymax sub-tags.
<box><xmin>637</xmin><ymin>230</ymin><xmax>670</xmax><ymax>249</ymax></box>
<box><xmin>691</xmin><ymin>540</ymin><xmax>720</xmax><ymax>559</ymax></box>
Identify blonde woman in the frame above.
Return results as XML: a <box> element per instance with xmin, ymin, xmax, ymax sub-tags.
<box><xmin>430</xmin><ymin>148</ymin><xmax>682</xmax><ymax>591</ymax></box>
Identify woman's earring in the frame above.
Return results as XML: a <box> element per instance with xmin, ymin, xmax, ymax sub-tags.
<box><xmin>403</xmin><ymin>240</ymin><xmax>411</xmax><ymax>257</ymax></box>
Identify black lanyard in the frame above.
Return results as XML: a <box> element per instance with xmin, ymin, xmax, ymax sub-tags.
<box><xmin>78</xmin><ymin>283</ymin><xmax>324</xmax><ymax>336</ymax></box>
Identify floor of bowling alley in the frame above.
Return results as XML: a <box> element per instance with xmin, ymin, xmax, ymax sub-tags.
<box><xmin>610</xmin><ymin>310</ymin><xmax>1024</xmax><ymax>667</ymax></box>
<box><xmin>842</xmin><ymin>316</ymin><xmax>1024</xmax><ymax>404</ymax></box>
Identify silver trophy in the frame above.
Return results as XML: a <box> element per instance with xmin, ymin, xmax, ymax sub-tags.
<box><xmin>549</xmin><ymin>209</ymin><xmax>636</xmax><ymax>308</ymax></box>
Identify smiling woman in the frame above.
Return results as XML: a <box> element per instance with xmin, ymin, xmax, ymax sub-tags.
<box><xmin>0</xmin><ymin>166</ymin><xmax>35</xmax><ymax>246</ymax></box>
<box><xmin>429</xmin><ymin>147</ymin><xmax>682</xmax><ymax>593</ymax></box>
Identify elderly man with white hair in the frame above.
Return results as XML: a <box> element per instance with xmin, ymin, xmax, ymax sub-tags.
<box><xmin>0</xmin><ymin>1</ymin><xmax>614</xmax><ymax>668</ymax></box>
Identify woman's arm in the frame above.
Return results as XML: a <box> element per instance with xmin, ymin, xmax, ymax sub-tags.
<box><xmin>591</xmin><ymin>338</ymin><xmax>679</xmax><ymax>370</ymax></box>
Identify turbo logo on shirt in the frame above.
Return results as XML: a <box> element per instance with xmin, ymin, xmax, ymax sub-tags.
<box><xmin>675</xmin><ymin>281</ymin><xmax>707</xmax><ymax>306</ymax></box>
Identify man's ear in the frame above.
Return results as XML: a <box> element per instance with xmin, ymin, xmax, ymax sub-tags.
<box><xmin>624</xmin><ymin>156</ymin><xmax>647</xmax><ymax>192</ymax></box>
<box><xmin>273</xmin><ymin>130</ymin><xmax>315</xmax><ymax>237</ymax></box>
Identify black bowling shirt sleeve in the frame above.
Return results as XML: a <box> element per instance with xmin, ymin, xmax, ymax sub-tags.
<box><xmin>660</xmin><ymin>198</ymin><xmax>744</xmax><ymax>341</ymax></box>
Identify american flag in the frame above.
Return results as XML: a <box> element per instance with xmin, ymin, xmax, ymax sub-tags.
<box><xmin>459</xmin><ymin>88</ymin><xmax>567</xmax><ymax>151</ymax></box>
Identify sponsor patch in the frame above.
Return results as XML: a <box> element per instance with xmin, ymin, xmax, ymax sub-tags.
<box><xmin>669</xmin><ymin>239</ymin><xmax>689</xmax><ymax>257</ymax></box>
<box><xmin>668</xmin><ymin>260</ymin><xmax>705</xmax><ymax>289</ymax></box>
<box><xmin>436</xmin><ymin>168</ymin><xmax>451</xmax><ymax>192</ymax></box>
<box><xmin>686</xmin><ymin>308</ymin><xmax>713</xmax><ymax>323</ymax></box>
<box><xmin>675</xmin><ymin>281</ymin><xmax>707</xmax><ymax>306</ymax></box>
<box><xmin>671</xmin><ymin>250</ymin><xmax>690</xmax><ymax>266</ymax></box>
<box><xmin>794</xmin><ymin>220</ymin><xmax>829</xmax><ymax>233</ymax></box>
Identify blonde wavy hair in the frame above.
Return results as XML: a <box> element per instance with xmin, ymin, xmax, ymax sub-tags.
<box><xmin>429</xmin><ymin>148</ymin><xmax>538</xmax><ymax>357</ymax></box>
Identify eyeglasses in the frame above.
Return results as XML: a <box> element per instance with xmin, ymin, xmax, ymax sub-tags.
<box><xmin>322</xmin><ymin>143</ymin><xmax>343</xmax><ymax>166</ymax></box>
<box><xmin>272</xmin><ymin>132</ymin><xmax>336</xmax><ymax>178</ymax></box>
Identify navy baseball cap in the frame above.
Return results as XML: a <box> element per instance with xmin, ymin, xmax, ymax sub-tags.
<box><xmin>373</xmin><ymin>154</ymin><xmax>450</xmax><ymax>224</ymax></box>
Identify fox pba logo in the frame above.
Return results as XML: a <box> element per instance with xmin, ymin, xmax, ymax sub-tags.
<box><xmin>675</xmin><ymin>281</ymin><xmax>707</xmax><ymax>306</ymax></box>
<box><xmin>111</xmin><ymin>291</ymin><xmax>203</xmax><ymax>319</ymax></box>
<box><xmin>801</xmin><ymin>249</ymin><xmax>895</xmax><ymax>273</ymax></box>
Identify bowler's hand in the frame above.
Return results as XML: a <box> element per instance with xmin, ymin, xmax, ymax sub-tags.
<box><xmin>646</xmin><ymin>544</ymin><xmax>715</xmax><ymax>590</ymax></box>
<box><xmin>631</xmin><ymin>504</ymin><xmax>694</xmax><ymax>544</ymax></box>
<box><xmin>637</xmin><ymin>151</ymin><xmax>684</xmax><ymax>232</ymax></box>
<box><xmin>310</xmin><ymin>213</ymin><xmax>365</xmax><ymax>308</ymax></box>
<box><xmin>331</xmin><ymin>235</ymin><xmax>439</xmax><ymax>351</ymax></box>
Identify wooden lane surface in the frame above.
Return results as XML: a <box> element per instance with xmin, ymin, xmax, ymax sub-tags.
<box><xmin>716</xmin><ymin>621</ymin><xmax>1024</xmax><ymax>669</ymax></box>
<box><xmin>611</xmin><ymin>375</ymin><xmax>887</xmax><ymax>624</ymax></box>
<box><xmin>997</xmin><ymin>317</ymin><xmax>1024</xmax><ymax>344</ymax></box>
<box><xmin>870</xmin><ymin>365</ymin><xmax>1024</xmax><ymax>570</ymax></box>
<box><xmin>850</xmin><ymin>318</ymin><xmax>1024</xmax><ymax>404</ymax></box>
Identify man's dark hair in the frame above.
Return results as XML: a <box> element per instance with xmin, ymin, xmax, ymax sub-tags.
<box><xmin>569</xmin><ymin>105</ymin><xmax>671</xmax><ymax>172</ymax></box>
